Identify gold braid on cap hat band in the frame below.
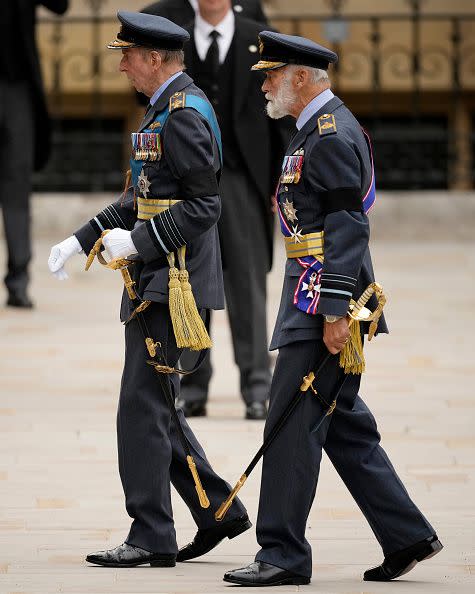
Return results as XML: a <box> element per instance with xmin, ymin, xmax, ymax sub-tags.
<box><xmin>251</xmin><ymin>61</ymin><xmax>287</xmax><ymax>71</ymax></box>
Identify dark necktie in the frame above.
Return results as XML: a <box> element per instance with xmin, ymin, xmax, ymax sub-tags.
<box><xmin>205</xmin><ymin>30</ymin><xmax>220</xmax><ymax>75</ymax></box>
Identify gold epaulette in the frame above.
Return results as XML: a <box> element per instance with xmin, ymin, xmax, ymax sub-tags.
<box><xmin>170</xmin><ymin>91</ymin><xmax>186</xmax><ymax>112</ymax></box>
<box><xmin>317</xmin><ymin>113</ymin><xmax>337</xmax><ymax>136</ymax></box>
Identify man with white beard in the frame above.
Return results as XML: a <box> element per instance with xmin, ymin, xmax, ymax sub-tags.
<box><xmin>223</xmin><ymin>31</ymin><xmax>441</xmax><ymax>587</ymax></box>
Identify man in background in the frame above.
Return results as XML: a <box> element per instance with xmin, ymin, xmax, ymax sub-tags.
<box><xmin>145</xmin><ymin>0</ymin><xmax>290</xmax><ymax>420</ymax></box>
<box><xmin>0</xmin><ymin>0</ymin><xmax>69</xmax><ymax>308</ymax></box>
<box><xmin>142</xmin><ymin>0</ymin><xmax>267</xmax><ymax>27</ymax></box>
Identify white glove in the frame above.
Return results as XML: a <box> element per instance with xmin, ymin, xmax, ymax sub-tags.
<box><xmin>102</xmin><ymin>228</ymin><xmax>137</xmax><ymax>260</ymax></box>
<box><xmin>48</xmin><ymin>235</ymin><xmax>83</xmax><ymax>280</ymax></box>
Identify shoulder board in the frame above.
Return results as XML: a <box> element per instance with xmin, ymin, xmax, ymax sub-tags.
<box><xmin>169</xmin><ymin>91</ymin><xmax>186</xmax><ymax>112</ymax></box>
<box><xmin>317</xmin><ymin>113</ymin><xmax>337</xmax><ymax>136</ymax></box>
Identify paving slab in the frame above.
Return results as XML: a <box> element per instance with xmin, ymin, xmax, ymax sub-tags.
<box><xmin>0</xmin><ymin>221</ymin><xmax>474</xmax><ymax>593</ymax></box>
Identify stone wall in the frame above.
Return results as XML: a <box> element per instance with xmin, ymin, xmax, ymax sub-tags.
<box><xmin>3</xmin><ymin>192</ymin><xmax>473</xmax><ymax>242</ymax></box>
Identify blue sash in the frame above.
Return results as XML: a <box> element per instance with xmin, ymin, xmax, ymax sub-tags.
<box><xmin>130</xmin><ymin>94</ymin><xmax>223</xmax><ymax>187</ymax></box>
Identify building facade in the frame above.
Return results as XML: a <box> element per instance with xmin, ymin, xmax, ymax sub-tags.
<box><xmin>35</xmin><ymin>0</ymin><xmax>475</xmax><ymax>191</ymax></box>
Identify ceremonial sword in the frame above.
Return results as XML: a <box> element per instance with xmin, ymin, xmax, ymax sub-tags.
<box><xmin>215</xmin><ymin>282</ymin><xmax>386</xmax><ymax>521</ymax></box>
<box><xmin>85</xmin><ymin>232</ymin><xmax>210</xmax><ymax>509</ymax></box>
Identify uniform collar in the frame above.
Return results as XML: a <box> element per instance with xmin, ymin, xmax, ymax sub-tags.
<box><xmin>286</xmin><ymin>95</ymin><xmax>343</xmax><ymax>155</ymax></box>
<box><xmin>140</xmin><ymin>72</ymin><xmax>194</xmax><ymax>130</ymax></box>
<box><xmin>149</xmin><ymin>71</ymin><xmax>184</xmax><ymax>107</ymax></box>
<box><xmin>296</xmin><ymin>88</ymin><xmax>334</xmax><ymax>130</ymax></box>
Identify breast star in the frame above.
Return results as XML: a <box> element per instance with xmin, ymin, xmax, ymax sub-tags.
<box><xmin>282</xmin><ymin>198</ymin><xmax>298</xmax><ymax>223</ymax></box>
<box><xmin>137</xmin><ymin>168</ymin><xmax>151</xmax><ymax>198</ymax></box>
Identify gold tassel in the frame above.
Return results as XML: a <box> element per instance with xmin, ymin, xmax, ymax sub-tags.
<box><xmin>177</xmin><ymin>247</ymin><xmax>212</xmax><ymax>351</ymax></box>
<box><xmin>339</xmin><ymin>320</ymin><xmax>365</xmax><ymax>375</ymax></box>
<box><xmin>167</xmin><ymin>252</ymin><xmax>196</xmax><ymax>348</ymax></box>
<box><xmin>179</xmin><ymin>268</ymin><xmax>212</xmax><ymax>350</ymax></box>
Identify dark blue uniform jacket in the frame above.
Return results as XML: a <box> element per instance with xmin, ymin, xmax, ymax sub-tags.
<box><xmin>271</xmin><ymin>96</ymin><xmax>388</xmax><ymax>350</ymax></box>
<box><xmin>74</xmin><ymin>73</ymin><xmax>224</xmax><ymax>321</ymax></box>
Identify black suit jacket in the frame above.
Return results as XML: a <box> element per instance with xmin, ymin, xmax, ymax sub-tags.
<box><xmin>184</xmin><ymin>16</ymin><xmax>291</xmax><ymax>264</ymax></box>
<box><xmin>141</xmin><ymin>0</ymin><xmax>267</xmax><ymax>26</ymax></box>
<box><xmin>17</xmin><ymin>0</ymin><xmax>69</xmax><ymax>171</ymax></box>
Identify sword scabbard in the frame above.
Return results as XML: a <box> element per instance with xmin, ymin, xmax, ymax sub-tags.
<box><xmin>215</xmin><ymin>474</ymin><xmax>247</xmax><ymax>521</ymax></box>
<box><xmin>120</xmin><ymin>266</ymin><xmax>137</xmax><ymax>300</ymax></box>
<box><xmin>187</xmin><ymin>455</ymin><xmax>210</xmax><ymax>509</ymax></box>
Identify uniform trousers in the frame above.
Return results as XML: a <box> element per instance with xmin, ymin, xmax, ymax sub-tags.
<box><xmin>118</xmin><ymin>302</ymin><xmax>246</xmax><ymax>553</ymax></box>
<box><xmin>255</xmin><ymin>339</ymin><xmax>435</xmax><ymax>578</ymax></box>
<box><xmin>0</xmin><ymin>80</ymin><xmax>33</xmax><ymax>293</ymax></box>
<box><xmin>180</xmin><ymin>166</ymin><xmax>271</xmax><ymax>404</ymax></box>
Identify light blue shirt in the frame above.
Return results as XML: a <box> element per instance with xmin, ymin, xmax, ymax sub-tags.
<box><xmin>296</xmin><ymin>88</ymin><xmax>334</xmax><ymax>130</ymax></box>
<box><xmin>149</xmin><ymin>71</ymin><xmax>183</xmax><ymax>106</ymax></box>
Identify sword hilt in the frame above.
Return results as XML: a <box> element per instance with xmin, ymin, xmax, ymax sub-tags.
<box><xmin>85</xmin><ymin>231</ymin><xmax>110</xmax><ymax>271</ymax></box>
<box><xmin>85</xmin><ymin>231</ymin><xmax>139</xmax><ymax>300</ymax></box>
<box><xmin>348</xmin><ymin>282</ymin><xmax>386</xmax><ymax>340</ymax></box>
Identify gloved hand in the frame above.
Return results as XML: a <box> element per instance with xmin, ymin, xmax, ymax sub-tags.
<box><xmin>102</xmin><ymin>228</ymin><xmax>137</xmax><ymax>260</ymax></box>
<box><xmin>48</xmin><ymin>235</ymin><xmax>83</xmax><ymax>280</ymax></box>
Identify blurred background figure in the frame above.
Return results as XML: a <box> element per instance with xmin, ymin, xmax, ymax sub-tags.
<box><xmin>142</xmin><ymin>0</ymin><xmax>268</xmax><ymax>27</ymax></box>
<box><xmin>0</xmin><ymin>0</ymin><xmax>69</xmax><ymax>308</ymax></box>
<box><xmin>143</xmin><ymin>0</ymin><xmax>290</xmax><ymax>420</ymax></box>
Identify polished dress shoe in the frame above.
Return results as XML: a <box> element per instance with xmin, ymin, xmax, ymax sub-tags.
<box><xmin>177</xmin><ymin>514</ymin><xmax>252</xmax><ymax>562</ymax></box>
<box><xmin>175</xmin><ymin>397</ymin><xmax>207</xmax><ymax>417</ymax></box>
<box><xmin>364</xmin><ymin>535</ymin><xmax>443</xmax><ymax>581</ymax></box>
<box><xmin>86</xmin><ymin>542</ymin><xmax>176</xmax><ymax>568</ymax></box>
<box><xmin>246</xmin><ymin>401</ymin><xmax>267</xmax><ymax>420</ymax></box>
<box><xmin>6</xmin><ymin>289</ymin><xmax>33</xmax><ymax>309</ymax></box>
<box><xmin>224</xmin><ymin>561</ymin><xmax>310</xmax><ymax>587</ymax></box>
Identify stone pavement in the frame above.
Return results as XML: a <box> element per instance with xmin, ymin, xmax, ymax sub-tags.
<box><xmin>0</xmin><ymin>214</ymin><xmax>474</xmax><ymax>593</ymax></box>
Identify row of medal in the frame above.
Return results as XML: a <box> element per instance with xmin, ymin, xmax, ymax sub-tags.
<box><xmin>131</xmin><ymin>132</ymin><xmax>162</xmax><ymax>161</ymax></box>
<box><xmin>280</xmin><ymin>148</ymin><xmax>304</xmax><ymax>184</ymax></box>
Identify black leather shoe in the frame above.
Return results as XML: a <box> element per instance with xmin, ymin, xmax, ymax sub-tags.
<box><xmin>246</xmin><ymin>401</ymin><xmax>267</xmax><ymax>420</ymax></box>
<box><xmin>364</xmin><ymin>535</ymin><xmax>443</xmax><ymax>581</ymax></box>
<box><xmin>6</xmin><ymin>289</ymin><xmax>33</xmax><ymax>309</ymax></box>
<box><xmin>224</xmin><ymin>561</ymin><xmax>310</xmax><ymax>586</ymax></box>
<box><xmin>175</xmin><ymin>397</ymin><xmax>207</xmax><ymax>417</ymax></box>
<box><xmin>177</xmin><ymin>514</ymin><xmax>252</xmax><ymax>562</ymax></box>
<box><xmin>86</xmin><ymin>542</ymin><xmax>176</xmax><ymax>568</ymax></box>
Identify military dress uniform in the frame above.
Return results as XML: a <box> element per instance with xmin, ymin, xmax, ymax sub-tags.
<box><xmin>224</xmin><ymin>32</ymin><xmax>440</xmax><ymax>587</ymax></box>
<box><xmin>72</xmin><ymin>12</ymin><xmax>249</xmax><ymax>561</ymax></box>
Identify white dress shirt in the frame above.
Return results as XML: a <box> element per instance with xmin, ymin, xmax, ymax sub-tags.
<box><xmin>194</xmin><ymin>9</ymin><xmax>235</xmax><ymax>64</ymax></box>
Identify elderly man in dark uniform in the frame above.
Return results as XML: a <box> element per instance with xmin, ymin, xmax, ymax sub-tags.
<box><xmin>0</xmin><ymin>0</ymin><xmax>69</xmax><ymax>308</ymax></box>
<box><xmin>48</xmin><ymin>11</ymin><xmax>250</xmax><ymax>567</ymax></box>
<box><xmin>145</xmin><ymin>0</ymin><xmax>289</xmax><ymax>421</ymax></box>
<box><xmin>223</xmin><ymin>33</ymin><xmax>442</xmax><ymax>587</ymax></box>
